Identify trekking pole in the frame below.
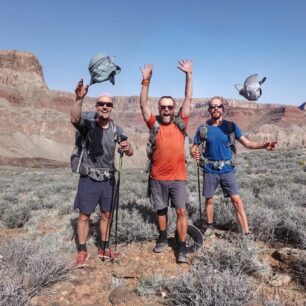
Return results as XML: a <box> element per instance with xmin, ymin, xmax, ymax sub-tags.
<box><xmin>105</xmin><ymin>144</ymin><xmax>125</xmax><ymax>257</ymax></box>
<box><xmin>196</xmin><ymin>160</ymin><xmax>203</xmax><ymax>221</ymax></box>
<box><xmin>114</xmin><ymin>151</ymin><xmax>124</xmax><ymax>251</ymax></box>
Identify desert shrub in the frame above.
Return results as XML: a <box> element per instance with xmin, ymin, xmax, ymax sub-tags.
<box><xmin>135</xmin><ymin>239</ymin><xmax>271</xmax><ymax>305</ymax></box>
<box><xmin>0</xmin><ymin>234</ymin><xmax>71</xmax><ymax>306</ymax></box>
<box><xmin>111</xmin><ymin>199</ymin><xmax>158</xmax><ymax>243</ymax></box>
<box><xmin>164</xmin><ymin>240</ymin><xmax>261</xmax><ymax>305</ymax></box>
<box><xmin>1</xmin><ymin>204</ymin><xmax>31</xmax><ymax>228</ymax></box>
<box><xmin>166</xmin><ymin>266</ymin><xmax>254</xmax><ymax>306</ymax></box>
<box><xmin>0</xmin><ymin>167</ymin><xmax>77</xmax><ymax>228</ymax></box>
<box><xmin>135</xmin><ymin>274</ymin><xmax>165</xmax><ymax>297</ymax></box>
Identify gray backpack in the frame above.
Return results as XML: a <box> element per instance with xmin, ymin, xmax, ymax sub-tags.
<box><xmin>70</xmin><ymin>113</ymin><xmax>118</xmax><ymax>174</ymax></box>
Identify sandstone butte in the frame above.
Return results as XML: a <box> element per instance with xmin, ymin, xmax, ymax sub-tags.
<box><xmin>0</xmin><ymin>49</ymin><xmax>305</xmax><ymax>168</ymax></box>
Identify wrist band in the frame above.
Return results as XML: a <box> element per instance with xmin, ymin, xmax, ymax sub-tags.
<box><xmin>141</xmin><ymin>79</ymin><xmax>150</xmax><ymax>86</ymax></box>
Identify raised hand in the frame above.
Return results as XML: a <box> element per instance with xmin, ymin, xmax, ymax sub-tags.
<box><xmin>265</xmin><ymin>141</ymin><xmax>277</xmax><ymax>150</ymax></box>
<box><xmin>140</xmin><ymin>64</ymin><xmax>154</xmax><ymax>81</ymax></box>
<box><xmin>177</xmin><ymin>59</ymin><xmax>192</xmax><ymax>74</ymax></box>
<box><xmin>75</xmin><ymin>79</ymin><xmax>89</xmax><ymax>100</ymax></box>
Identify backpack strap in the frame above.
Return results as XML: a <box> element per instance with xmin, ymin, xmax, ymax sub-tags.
<box><xmin>109</xmin><ymin>119</ymin><xmax>118</xmax><ymax>143</ymax></box>
<box><xmin>225</xmin><ymin>120</ymin><xmax>236</xmax><ymax>155</ymax></box>
<box><xmin>148</xmin><ymin>119</ymin><xmax>160</xmax><ymax>148</ymax></box>
<box><xmin>76</xmin><ymin>131</ymin><xmax>90</xmax><ymax>173</ymax></box>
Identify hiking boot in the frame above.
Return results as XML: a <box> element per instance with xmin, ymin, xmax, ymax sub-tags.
<box><xmin>203</xmin><ymin>228</ymin><xmax>215</xmax><ymax>240</ymax></box>
<box><xmin>98</xmin><ymin>248</ymin><xmax>121</xmax><ymax>261</ymax></box>
<box><xmin>177</xmin><ymin>243</ymin><xmax>188</xmax><ymax>263</ymax></box>
<box><xmin>74</xmin><ymin>250</ymin><xmax>89</xmax><ymax>268</ymax></box>
<box><xmin>153</xmin><ymin>238</ymin><xmax>168</xmax><ymax>253</ymax></box>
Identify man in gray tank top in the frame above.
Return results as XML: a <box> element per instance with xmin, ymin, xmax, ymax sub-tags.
<box><xmin>71</xmin><ymin>79</ymin><xmax>133</xmax><ymax>268</ymax></box>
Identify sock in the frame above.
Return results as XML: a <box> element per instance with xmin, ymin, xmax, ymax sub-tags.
<box><xmin>100</xmin><ymin>240</ymin><xmax>109</xmax><ymax>250</ymax></box>
<box><xmin>78</xmin><ymin>243</ymin><xmax>87</xmax><ymax>252</ymax></box>
<box><xmin>159</xmin><ymin>229</ymin><xmax>167</xmax><ymax>241</ymax></box>
<box><xmin>207</xmin><ymin>222</ymin><xmax>214</xmax><ymax>229</ymax></box>
<box><xmin>178</xmin><ymin>240</ymin><xmax>187</xmax><ymax>252</ymax></box>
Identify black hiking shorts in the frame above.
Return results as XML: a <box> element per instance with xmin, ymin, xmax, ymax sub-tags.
<box><xmin>73</xmin><ymin>176</ymin><xmax>116</xmax><ymax>214</ymax></box>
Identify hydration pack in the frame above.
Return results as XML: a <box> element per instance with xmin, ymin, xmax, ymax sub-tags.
<box><xmin>197</xmin><ymin>120</ymin><xmax>236</xmax><ymax>167</ymax></box>
<box><xmin>70</xmin><ymin>112</ymin><xmax>118</xmax><ymax>174</ymax></box>
<box><xmin>145</xmin><ymin>114</ymin><xmax>188</xmax><ymax>173</ymax></box>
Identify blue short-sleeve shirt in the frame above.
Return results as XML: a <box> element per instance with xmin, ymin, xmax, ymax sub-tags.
<box><xmin>193</xmin><ymin>120</ymin><xmax>242</xmax><ymax>174</ymax></box>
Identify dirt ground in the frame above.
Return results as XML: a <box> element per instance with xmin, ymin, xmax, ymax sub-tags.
<box><xmin>30</xmin><ymin>236</ymin><xmax>306</xmax><ymax>306</ymax></box>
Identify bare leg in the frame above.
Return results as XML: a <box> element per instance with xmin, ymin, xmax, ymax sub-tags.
<box><xmin>230</xmin><ymin>195</ymin><xmax>249</xmax><ymax>233</ymax></box>
<box><xmin>176</xmin><ymin>208</ymin><xmax>188</xmax><ymax>241</ymax></box>
<box><xmin>100</xmin><ymin>211</ymin><xmax>112</xmax><ymax>242</ymax></box>
<box><xmin>77</xmin><ymin>212</ymin><xmax>91</xmax><ymax>244</ymax></box>
<box><xmin>205</xmin><ymin>197</ymin><xmax>214</xmax><ymax>224</ymax></box>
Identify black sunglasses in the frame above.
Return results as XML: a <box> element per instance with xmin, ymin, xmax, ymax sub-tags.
<box><xmin>209</xmin><ymin>104</ymin><xmax>223</xmax><ymax>110</ymax></box>
<box><xmin>96</xmin><ymin>102</ymin><xmax>113</xmax><ymax>108</ymax></box>
<box><xmin>160</xmin><ymin>105</ymin><xmax>175</xmax><ymax>110</ymax></box>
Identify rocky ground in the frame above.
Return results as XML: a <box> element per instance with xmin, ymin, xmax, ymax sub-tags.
<box><xmin>30</xmin><ymin>231</ymin><xmax>306</xmax><ymax>306</ymax></box>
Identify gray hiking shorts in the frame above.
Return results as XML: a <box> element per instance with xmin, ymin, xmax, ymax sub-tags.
<box><xmin>149</xmin><ymin>179</ymin><xmax>188</xmax><ymax>211</ymax></box>
<box><xmin>203</xmin><ymin>172</ymin><xmax>240</xmax><ymax>198</ymax></box>
<box><xmin>73</xmin><ymin>176</ymin><xmax>116</xmax><ymax>215</ymax></box>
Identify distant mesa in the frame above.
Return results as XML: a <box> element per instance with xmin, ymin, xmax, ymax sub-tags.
<box><xmin>0</xmin><ymin>49</ymin><xmax>306</xmax><ymax>168</ymax></box>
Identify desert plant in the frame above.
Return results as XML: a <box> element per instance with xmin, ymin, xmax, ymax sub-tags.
<box><xmin>0</xmin><ymin>234</ymin><xmax>72</xmax><ymax>306</ymax></box>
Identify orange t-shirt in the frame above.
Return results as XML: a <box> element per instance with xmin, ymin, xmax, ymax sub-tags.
<box><xmin>147</xmin><ymin>114</ymin><xmax>189</xmax><ymax>180</ymax></box>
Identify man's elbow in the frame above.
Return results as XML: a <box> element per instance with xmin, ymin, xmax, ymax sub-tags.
<box><xmin>70</xmin><ymin>113</ymin><xmax>80</xmax><ymax>125</ymax></box>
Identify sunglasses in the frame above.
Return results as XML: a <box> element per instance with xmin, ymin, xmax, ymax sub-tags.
<box><xmin>160</xmin><ymin>105</ymin><xmax>175</xmax><ymax>110</ymax></box>
<box><xmin>96</xmin><ymin>102</ymin><xmax>113</xmax><ymax>108</ymax></box>
<box><xmin>209</xmin><ymin>104</ymin><xmax>223</xmax><ymax>110</ymax></box>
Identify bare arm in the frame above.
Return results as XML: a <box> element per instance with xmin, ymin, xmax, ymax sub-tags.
<box><xmin>178</xmin><ymin>59</ymin><xmax>192</xmax><ymax>117</ymax></box>
<box><xmin>238</xmin><ymin>135</ymin><xmax>277</xmax><ymax>150</ymax></box>
<box><xmin>70</xmin><ymin>79</ymin><xmax>89</xmax><ymax>124</ymax></box>
<box><xmin>139</xmin><ymin>64</ymin><xmax>153</xmax><ymax>123</ymax></box>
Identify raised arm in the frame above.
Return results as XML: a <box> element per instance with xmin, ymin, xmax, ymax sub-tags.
<box><xmin>238</xmin><ymin>135</ymin><xmax>277</xmax><ymax>150</ymax></box>
<box><xmin>139</xmin><ymin>64</ymin><xmax>153</xmax><ymax>123</ymax></box>
<box><xmin>70</xmin><ymin>79</ymin><xmax>89</xmax><ymax>124</ymax></box>
<box><xmin>177</xmin><ymin>59</ymin><xmax>192</xmax><ymax>117</ymax></box>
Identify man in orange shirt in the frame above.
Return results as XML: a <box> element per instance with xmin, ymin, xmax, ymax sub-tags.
<box><xmin>139</xmin><ymin>60</ymin><xmax>192</xmax><ymax>263</ymax></box>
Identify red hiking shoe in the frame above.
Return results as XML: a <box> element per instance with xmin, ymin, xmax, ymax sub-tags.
<box><xmin>74</xmin><ymin>250</ymin><xmax>89</xmax><ymax>268</ymax></box>
<box><xmin>98</xmin><ymin>248</ymin><xmax>121</xmax><ymax>261</ymax></box>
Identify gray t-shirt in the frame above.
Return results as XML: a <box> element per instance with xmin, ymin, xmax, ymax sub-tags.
<box><xmin>74</xmin><ymin>118</ymin><xmax>125</xmax><ymax>175</ymax></box>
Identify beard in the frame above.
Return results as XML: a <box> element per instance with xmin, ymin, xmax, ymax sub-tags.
<box><xmin>161</xmin><ymin>112</ymin><xmax>175</xmax><ymax>124</ymax></box>
<box><xmin>211</xmin><ymin>111</ymin><xmax>222</xmax><ymax>119</ymax></box>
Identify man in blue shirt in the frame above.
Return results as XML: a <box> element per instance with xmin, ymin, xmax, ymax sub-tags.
<box><xmin>191</xmin><ymin>96</ymin><xmax>276</xmax><ymax>238</ymax></box>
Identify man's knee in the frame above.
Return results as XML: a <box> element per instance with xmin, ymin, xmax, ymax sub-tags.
<box><xmin>79</xmin><ymin>212</ymin><xmax>91</xmax><ymax>222</ymax></box>
<box><xmin>176</xmin><ymin>208</ymin><xmax>187</xmax><ymax>218</ymax></box>
<box><xmin>231</xmin><ymin>195</ymin><xmax>244</xmax><ymax>210</ymax></box>
<box><xmin>205</xmin><ymin>198</ymin><xmax>214</xmax><ymax>207</ymax></box>
<box><xmin>101</xmin><ymin>211</ymin><xmax>112</xmax><ymax>221</ymax></box>
<box><xmin>157</xmin><ymin>208</ymin><xmax>168</xmax><ymax>216</ymax></box>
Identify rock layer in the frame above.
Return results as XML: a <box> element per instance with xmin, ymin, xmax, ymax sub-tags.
<box><xmin>0</xmin><ymin>49</ymin><xmax>306</xmax><ymax>168</ymax></box>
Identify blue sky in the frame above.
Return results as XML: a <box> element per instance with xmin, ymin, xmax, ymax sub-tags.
<box><xmin>0</xmin><ymin>0</ymin><xmax>305</xmax><ymax>105</ymax></box>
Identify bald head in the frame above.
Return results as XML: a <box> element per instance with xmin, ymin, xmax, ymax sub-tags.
<box><xmin>96</xmin><ymin>95</ymin><xmax>112</xmax><ymax>105</ymax></box>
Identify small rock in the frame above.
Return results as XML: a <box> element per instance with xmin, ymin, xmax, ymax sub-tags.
<box><xmin>269</xmin><ymin>274</ymin><xmax>292</xmax><ymax>287</ymax></box>
<box><xmin>77</xmin><ymin>284</ymin><xmax>92</xmax><ymax>295</ymax></box>
<box><xmin>30</xmin><ymin>296</ymin><xmax>40</xmax><ymax>305</ymax></box>
<box><xmin>108</xmin><ymin>285</ymin><xmax>134</xmax><ymax>305</ymax></box>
